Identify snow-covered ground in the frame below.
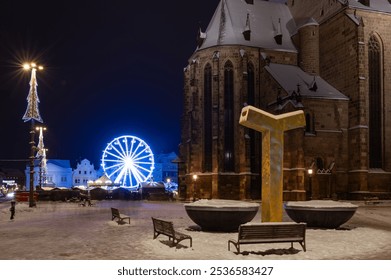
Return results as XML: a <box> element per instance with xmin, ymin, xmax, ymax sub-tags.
<box><xmin>0</xmin><ymin>199</ymin><xmax>390</xmax><ymax>260</ymax></box>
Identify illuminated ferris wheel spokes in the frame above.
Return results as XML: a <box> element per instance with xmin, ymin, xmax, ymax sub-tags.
<box><xmin>101</xmin><ymin>135</ymin><xmax>154</xmax><ymax>188</ymax></box>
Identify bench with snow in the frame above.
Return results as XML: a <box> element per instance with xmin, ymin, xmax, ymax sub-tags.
<box><xmin>111</xmin><ymin>207</ymin><xmax>130</xmax><ymax>224</ymax></box>
<box><xmin>228</xmin><ymin>222</ymin><xmax>306</xmax><ymax>253</ymax></box>
<box><xmin>151</xmin><ymin>217</ymin><xmax>192</xmax><ymax>247</ymax></box>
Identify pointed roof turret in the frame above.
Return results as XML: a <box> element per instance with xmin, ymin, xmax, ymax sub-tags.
<box><xmin>243</xmin><ymin>13</ymin><xmax>251</xmax><ymax>41</ymax></box>
<box><xmin>274</xmin><ymin>18</ymin><xmax>282</xmax><ymax>45</ymax></box>
<box><xmin>197</xmin><ymin>27</ymin><xmax>207</xmax><ymax>48</ymax></box>
<box><xmin>309</xmin><ymin>76</ymin><xmax>318</xmax><ymax>92</ymax></box>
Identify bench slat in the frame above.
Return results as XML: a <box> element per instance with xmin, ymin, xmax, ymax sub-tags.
<box><xmin>239</xmin><ymin>237</ymin><xmax>304</xmax><ymax>244</ymax></box>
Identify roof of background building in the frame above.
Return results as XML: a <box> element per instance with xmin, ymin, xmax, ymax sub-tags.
<box><xmin>154</xmin><ymin>152</ymin><xmax>178</xmax><ymax>163</ymax></box>
<box><xmin>197</xmin><ymin>0</ymin><xmax>297</xmax><ymax>52</ymax></box>
<box><xmin>46</xmin><ymin>159</ymin><xmax>71</xmax><ymax>169</ymax></box>
<box><xmin>344</xmin><ymin>0</ymin><xmax>391</xmax><ymax>13</ymax></box>
<box><xmin>265</xmin><ymin>63</ymin><xmax>349</xmax><ymax>101</ymax></box>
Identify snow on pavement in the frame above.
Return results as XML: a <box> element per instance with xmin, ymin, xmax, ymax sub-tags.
<box><xmin>0</xmin><ymin>200</ymin><xmax>390</xmax><ymax>260</ymax></box>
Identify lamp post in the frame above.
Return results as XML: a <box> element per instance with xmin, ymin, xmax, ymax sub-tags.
<box><xmin>307</xmin><ymin>168</ymin><xmax>313</xmax><ymax>200</ymax></box>
<box><xmin>192</xmin><ymin>174</ymin><xmax>198</xmax><ymax>201</ymax></box>
<box><xmin>22</xmin><ymin>62</ymin><xmax>44</xmax><ymax>207</ymax></box>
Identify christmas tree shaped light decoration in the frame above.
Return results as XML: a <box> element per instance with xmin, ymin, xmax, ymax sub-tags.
<box><xmin>22</xmin><ymin>63</ymin><xmax>43</xmax><ymax>123</ymax></box>
<box><xmin>36</xmin><ymin>126</ymin><xmax>47</xmax><ymax>188</ymax></box>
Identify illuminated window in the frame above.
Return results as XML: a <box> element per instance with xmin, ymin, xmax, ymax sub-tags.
<box><xmin>224</xmin><ymin>61</ymin><xmax>235</xmax><ymax>172</ymax></box>
<box><xmin>204</xmin><ymin>63</ymin><xmax>213</xmax><ymax>172</ymax></box>
<box><xmin>368</xmin><ymin>35</ymin><xmax>383</xmax><ymax>168</ymax></box>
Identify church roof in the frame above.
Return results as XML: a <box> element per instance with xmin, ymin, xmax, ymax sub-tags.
<box><xmin>197</xmin><ymin>0</ymin><xmax>297</xmax><ymax>52</ymax></box>
<box><xmin>265</xmin><ymin>63</ymin><xmax>349</xmax><ymax>101</ymax></box>
<box><xmin>342</xmin><ymin>0</ymin><xmax>391</xmax><ymax>13</ymax></box>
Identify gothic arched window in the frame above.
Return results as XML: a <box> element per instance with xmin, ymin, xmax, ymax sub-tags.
<box><xmin>316</xmin><ymin>157</ymin><xmax>324</xmax><ymax>170</ymax></box>
<box><xmin>368</xmin><ymin>35</ymin><xmax>383</xmax><ymax>168</ymax></box>
<box><xmin>305</xmin><ymin>113</ymin><xmax>315</xmax><ymax>134</ymax></box>
<box><xmin>224</xmin><ymin>61</ymin><xmax>235</xmax><ymax>172</ymax></box>
<box><xmin>305</xmin><ymin>113</ymin><xmax>311</xmax><ymax>133</ymax></box>
<box><xmin>247</xmin><ymin>62</ymin><xmax>257</xmax><ymax>173</ymax></box>
<box><xmin>247</xmin><ymin>62</ymin><xmax>255</xmax><ymax>106</ymax></box>
<box><xmin>203</xmin><ymin>64</ymin><xmax>212</xmax><ymax>172</ymax></box>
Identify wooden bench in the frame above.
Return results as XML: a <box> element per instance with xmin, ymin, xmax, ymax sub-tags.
<box><xmin>111</xmin><ymin>208</ymin><xmax>130</xmax><ymax>224</ymax></box>
<box><xmin>364</xmin><ymin>197</ymin><xmax>381</xmax><ymax>205</ymax></box>
<box><xmin>151</xmin><ymin>217</ymin><xmax>192</xmax><ymax>247</ymax></box>
<box><xmin>228</xmin><ymin>222</ymin><xmax>306</xmax><ymax>253</ymax></box>
<box><xmin>79</xmin><ymin>199</ymin><xmax>94</xmax><ymax>207</ymax></box>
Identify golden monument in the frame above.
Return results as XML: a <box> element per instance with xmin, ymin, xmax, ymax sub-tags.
<box><xmin>239</xmin><ymin>106</ymin><xmax>305</xmax><ymax>222</ymax></box>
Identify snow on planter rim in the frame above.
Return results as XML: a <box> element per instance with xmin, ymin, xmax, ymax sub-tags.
<box><xmin>285</xmin><ymin>200</ymin><xmax>358</xmax><ymax>209</ymax></box>
<box><xmin>185</xmin><ymin>199</ymin><xmax>259</xmax><ymax>209</ymax></box>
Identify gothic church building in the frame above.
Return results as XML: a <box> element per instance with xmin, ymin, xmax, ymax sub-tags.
<box><xmin>179</xmin><ymin>0</ymin><xmax>391</xmax><ymax>201</ymax></box>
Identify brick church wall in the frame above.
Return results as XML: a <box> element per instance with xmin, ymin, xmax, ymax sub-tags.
<box><xmin>179</xmin><ymin>0</ymin><xmax>391</xmax><ymax>201</ymax></box>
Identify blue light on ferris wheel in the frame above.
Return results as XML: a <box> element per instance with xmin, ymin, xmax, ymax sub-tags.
<box><xmin>101</xmin><ymin>135</ymin><xmax>155</xmax><ymax>188</ymax></box>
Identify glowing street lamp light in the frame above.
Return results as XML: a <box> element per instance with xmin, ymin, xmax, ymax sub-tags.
<box><xmin>307</xmin><ymin>168</ymin><xmax>313</xmax><ymax>200</ymax></box>
<box><xmin>192</xmin><ymin>174</ymin><xmax>198</xmax><ymax>201</ymax></box>
<box><xmin>23</xmin><ymin>63</ymin><xmax>43</xmax><ymax>71</ymax></box>
<box><xmin>22</xmin><ymin>62</ymin><xmax>44</xmax><ymax>207</ymax></box>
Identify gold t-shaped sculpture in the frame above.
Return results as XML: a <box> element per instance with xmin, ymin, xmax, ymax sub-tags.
<box><xmin>239</xmin><ymin>106</ymin><xmax>305</xmax><ymax>222</ymax></box>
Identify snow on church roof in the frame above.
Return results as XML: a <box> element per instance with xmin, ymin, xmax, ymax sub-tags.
<box><xmin>343</xmin><ymin>0</ymin><xmax>391</xmax><ymax>13</ymax></box>
<box><xmin>198</xmin><ymin>0</ymin><xmax>297</xmax><ymax>52</ymax></box>
<box><xmin>265</xmin><ymin>63</ymin><xmax>349</xmax><ymax>100</ymax></box>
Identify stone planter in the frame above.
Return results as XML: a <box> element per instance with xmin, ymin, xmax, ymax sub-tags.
<box><xmin>284</xmin><ymin>200</ymin><xmax>358</xmax><ymax>229</ymax></box>
<box><xmin>184</xmin><ymin>199</ymin><xmax>259</xmax><ymax>232</ymax></box>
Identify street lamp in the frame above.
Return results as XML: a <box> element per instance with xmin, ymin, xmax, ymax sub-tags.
<box><xmin>192</xmin><ymin>174</ymin><xmax>198</xmax><ymax>201</ymax></box>
<box><xmin>22</xmin><ymin>62</ymin><xmax>44</xmax><ymax>207</ymax></box>
<box><xmin>307</xmin><ymin>168</ymin><xmax>313</xmax><ymax>200</ymax></box>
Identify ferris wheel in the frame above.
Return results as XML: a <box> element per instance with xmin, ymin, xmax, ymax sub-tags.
<box><xmin>101</xmin><ymin>135</ymin><xmax>155</xmax><ymax>188</ymax></box>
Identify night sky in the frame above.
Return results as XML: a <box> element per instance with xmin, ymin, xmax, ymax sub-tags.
<box><xmin>0</xmin><ymin>0</ymin><xmax>284</xmax><ymax>170</ymax></box>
